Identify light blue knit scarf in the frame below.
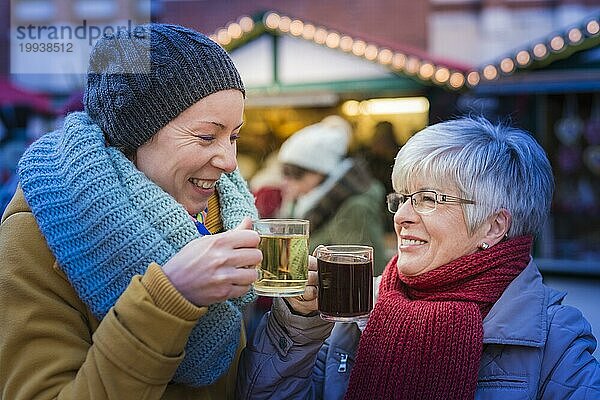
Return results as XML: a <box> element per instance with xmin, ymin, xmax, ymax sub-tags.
<box><xmin>18</xmin><ymin>112</ymin><xmax>258</xmax><ymax>386</ymax></box>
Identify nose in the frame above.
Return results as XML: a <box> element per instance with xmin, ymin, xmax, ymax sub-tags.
<box><xmin>393</xmin><ymin>197</ymin><xmax>417</xmax><ymax>227</ymax></box>
<box><xmin>212</xmin><ymin>140</ymin><xmax>238</xmax><ymax>173</ymax></box>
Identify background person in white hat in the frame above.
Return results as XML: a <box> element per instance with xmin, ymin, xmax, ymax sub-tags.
<box><xmin>277</xmin><ymin>115</ymin><xmax>387</xmax><ymax>275</ymax></box>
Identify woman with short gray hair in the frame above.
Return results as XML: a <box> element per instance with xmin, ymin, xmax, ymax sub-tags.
<box><xmin>238</xmin><ymin>116</ymin><xmax>600</xmax><ymax>399</ymax></box>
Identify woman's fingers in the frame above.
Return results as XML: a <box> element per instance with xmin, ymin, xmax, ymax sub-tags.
<box><xmin>300</xmin><ymin>283</ymin><xmax>318</xmax><ymax>302</ymax></box>
<box><xmin>227</xmin><ymin>248</ymin><xmax>262</xmax><ymax>269</ymax></box>
<box><xmin>308</xmin><ymin>255</ymin><xmax>318</xmax><ymax>271</ymax></box>
<box><xmin>307</xmin><ymin>269</ymin><xmax>318</xmax><ymax>286</ymax></box>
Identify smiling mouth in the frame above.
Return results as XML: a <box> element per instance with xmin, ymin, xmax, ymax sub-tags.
<box><xmin>189</xmin><ymin>178</ymin><xmax>216</xmax><ymax>190</ymax></box>
<box><xmin>401</xmin><ymin>238</ymin><xmax>427</xmax><ymax>246</ymax></box>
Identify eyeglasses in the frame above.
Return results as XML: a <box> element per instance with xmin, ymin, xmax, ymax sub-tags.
<box><xmin>386</xmin><ymin>190</ymin><xmax>475</xmax><ymax>215</ymax></box>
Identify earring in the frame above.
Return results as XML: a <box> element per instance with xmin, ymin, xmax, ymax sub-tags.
<box><xmin>479</xmin><ymin>242</ymin><xmax>490</xmax><ymax>250</ymax></box>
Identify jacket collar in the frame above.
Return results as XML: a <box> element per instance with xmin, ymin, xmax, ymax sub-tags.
<box><xmin>482</xmin><ymin>259</ymin><xmax>565</xmax><ymax>347</ymax></box>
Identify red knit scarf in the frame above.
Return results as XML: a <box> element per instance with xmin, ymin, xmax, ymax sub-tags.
<box><xmin>344</xmin><ymin>236</ymin><xmax>533</xmax><ymax>400</ymax></box>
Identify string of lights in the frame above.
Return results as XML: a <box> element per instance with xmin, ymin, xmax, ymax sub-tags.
<box><xmin>209</xmin><ymin>11</ymin><xmax>600</xmax><ymax>91</ymax></box>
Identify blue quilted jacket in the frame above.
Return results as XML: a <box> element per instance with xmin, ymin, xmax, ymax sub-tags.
<box><xmin>238</xmin><ymin>261</ymin><xmax>600</xmax><ymax>399</ymax></box>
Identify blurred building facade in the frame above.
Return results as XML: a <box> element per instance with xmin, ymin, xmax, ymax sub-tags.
<box><xmin>1</xmin><ymin>0</ymin><xmax>600</xmax><ymax>273</ymax></box>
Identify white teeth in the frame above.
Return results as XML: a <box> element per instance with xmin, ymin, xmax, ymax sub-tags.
<box><xmin>401</xmin><ymin>239</ymin><xmax>426</xmax><ymax>246</ymax></box>
<box><xmin>190</xmin><ymin>178</ymin><xmax>216</xmax><ymax>189</ymax></box>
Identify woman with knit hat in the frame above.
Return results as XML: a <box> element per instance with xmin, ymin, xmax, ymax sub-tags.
<box><xmin>238</xmin><ymin>116</ymin><xmax>600</xmax><ymax>399</ymax></box>
<box><xmin>276</xmin><ymin>115</ymin><xmax>387</xmax><ymax>275</ymax></box>
<box><xmin>0</xmin><ymin>24</ymin><xmax>322</xmax><ymax>399</ymax></box>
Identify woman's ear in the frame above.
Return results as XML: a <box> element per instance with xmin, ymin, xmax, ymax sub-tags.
<box><xmin>483</xmin><ymin>208</ymin><xmax>512</xmax><ymax>247</ymax></box>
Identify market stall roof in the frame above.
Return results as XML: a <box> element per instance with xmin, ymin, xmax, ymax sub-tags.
<box><xmin>469</xmin><ymin>12</ymin><xmax>600</xmax><ymax>94</ymax></box>
<box><xmin>208</xmin><ymin>10</ymin><xmax>473</xmax><ymax>99</ymax></box>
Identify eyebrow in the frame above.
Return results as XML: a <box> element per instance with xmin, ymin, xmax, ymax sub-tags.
<box><xmin>196</xmin><ymin>120</ymin><xmax>244</xmax><ymax>131</ymax></box>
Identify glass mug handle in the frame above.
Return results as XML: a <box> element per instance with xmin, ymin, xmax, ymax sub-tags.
<box><xmin>255</xmin><ymin>267</ymin><xmax>263</xmax><ymax>281</ymax></box>
<box><xmin>312</xmin><ymin>244</ymin><xmax>326</xmax><ymax>257</ymax></box>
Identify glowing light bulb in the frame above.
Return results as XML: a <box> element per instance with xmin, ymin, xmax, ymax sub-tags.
<box><xmin>239</xmin><ymin>16</ymin><xmax>254</xmax><ymax>32</ymax></box>
<box><xmin>467</xmin><ymin>71</ymin><xmax>480</xmax><ymax>86</ymax></box>
<box><xmin>325</xmin><ymin>32</ymin><xmax>340</xmax><ymax>48</ymax></box>
<box><xmin>516</xmin><ymin>50</ymin><xmax>531</xmax><ymax>66</ymax></box>
<box><xmin>483</xmin><ymin>65</ymin><xmax>497</xmax><ymax>80</ymax></box>
<box><xmin>568</xmin><ymin>28</ymin><xmax>583</xmax><ymax>43</ymax></box>
<box><xmin>533</xmin><ymin>43</ymin><xmax>548</xmax><ymax>59</ymax></box>
<box><xmin>364</xmin><ymin>44</ymin><xmax>378</xmax><ymax>60</ymax></box>
<box><xmin>419</xmin><ymin>63</ymin><xmax>435</xmax><ymax>79</ymax></box>
<box><xmin>449</xmin><ymin>72</ymin><xmax>465</xmax><ymax>89</ymax></box>
<box><xmin>392</xmin><ymin>53</ymin><xmax>406</xmax><ymax>70</ymax></box>
<box><xmin>290</xmin><ymin>20</ymin><xmax>304</xmax><ymax>36</ymax></box>
<box><xmin>405</xmin><ymin>57</ymin><xmax>420</xmax><ymax>74</ymax></box>
<box><xmin>265</xmin><ymin>13</ymin><xmax>280</xmax><ymax>30</ymax></box>
<box><xmin>302</xmin><ymin>24</ymin><xmax>316</xmax><ymax>40</ymax></box>
<box><xmin>500</xmin><ymin>58</ymin><xmax>515</xmax><ymax>74</ymax></box>
<box><xmin>378</xmin><ymin>49</ymin><xmax>393</xmax><ymax>64</ymax></box>
<box><xmin>279</xmin><ymin>16</ymin><xmax>291</xmax><ymax>32</ymax></box>
<box><xmin>550</xmin><ymin>36</ymin><xmax>565</xmax><ymax>51</ymax></box>
<box><xmin>434</xmin><ymin>67</ymin><xmax>450</xmax><ymax>83</ymax></box>
<box><xmin>587</xmin><ymin>20</ymin><xmax>600</xmax><ymax>35</ymax></box>
<box><xmin>314</xmin><ymin>28</ymin><xmax>328</xmax><ymax>44</ymax></box>
<box><xmin>227</xmin><ymin>23</ymin><xmax>242</xmax><ymax>39</ymax></box>
<box><xmin>351</xmin><ymin>40</ymin><xmax>366</xmax><ymax>56</ymax></box>
<box><xmin>339</xmin><ymin>35</ymin><xmax>353</xmax><ymax>51</ymax></box>
<box><xmin>217</xmin><ymin>28</ymin><xmax>230</xmax><ymax>45</ymax></box>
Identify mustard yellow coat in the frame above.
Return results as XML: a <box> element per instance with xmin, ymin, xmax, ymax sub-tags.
<box><xmin>0</xmin><ymin>189</ymin><xmax>244</xmax><ymax>399</ymax></box>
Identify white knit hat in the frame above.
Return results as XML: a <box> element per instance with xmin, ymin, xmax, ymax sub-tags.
<box><xmin>278</xmin><ymin>115</ymin><xmax>351</xmax><ymax>175</ymax></box>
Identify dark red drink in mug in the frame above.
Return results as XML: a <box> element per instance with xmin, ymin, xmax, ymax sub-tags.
<box><xmin>317</xmin><ymin>245</ymin><xmax>373</xmax><ymax>324</ymax></box>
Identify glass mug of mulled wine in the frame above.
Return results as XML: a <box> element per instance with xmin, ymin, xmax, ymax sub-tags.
<box><xmin>252</xmin><ymin>219</ymin><xmax>310</xmax><ymax>297</ymax></box>
<box><xmin>316</xmin><ymin>245</ymin><xmax>374</xmax><ymax>325</ymax></box>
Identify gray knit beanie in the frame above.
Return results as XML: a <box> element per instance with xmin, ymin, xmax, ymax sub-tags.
<box><xmin>84</xmin><ymin>23</ymin><xmax>245</xmax><ymax>156</ymax></box>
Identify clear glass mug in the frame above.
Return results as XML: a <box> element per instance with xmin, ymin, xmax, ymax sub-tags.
<box><xmin>316</xmin><ymin>245</ymin><xmax>374</xmax><ymax>325</ymax></box>
<box><xmin>252</xmin><ymin>219</ymin><xmax>310</xmax><ymax>297</ymax></box>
